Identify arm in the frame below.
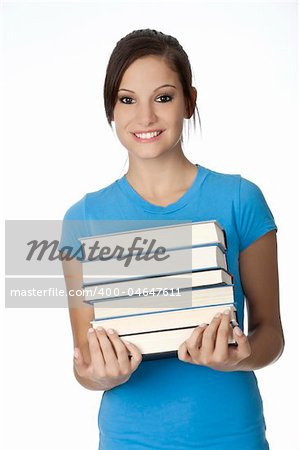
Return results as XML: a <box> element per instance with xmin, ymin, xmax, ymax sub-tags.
<box><xmin>235</xmin><ymin>229</ymin><xmax>284</xmax><ymax>370</ymax></box>
<box><xmin>62</xmin><ymin>256</ymin><xmax>142</xmax><ymax>390</ymax></box>
<box><xmin>178</xmin><ymin>230</ymin><xmax>285</xmax><ymax>371</ymax></box>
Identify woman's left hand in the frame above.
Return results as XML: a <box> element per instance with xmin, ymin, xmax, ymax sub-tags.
<box><xmin>177</xmin><ymin>309</ymin><xmax>252</xmax><ymax>372</ymax></box>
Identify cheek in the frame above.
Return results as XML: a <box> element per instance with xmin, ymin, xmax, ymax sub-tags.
<box><xmin>171</xmin><ymin>110</ymin><xmax>185</xmax><ymax>132</ymax></box>
<box><xmin>167</xmin><ymin>101</ymin><xmax>185</xmax><ymax>123</ymax></box>
<box><xmin>113</xmin><ymin>107</ymin><xmax>134</xmax><ymax>128</ymax></box>
<box><xmin>114</xmin><ymin>123</ymin><xmax>126</xmax><ymax>142</ymax></box>
<box><xmin>114</xmin><ymin>121</ymin><xmax>132</xmax><ymax>145</ymax></box>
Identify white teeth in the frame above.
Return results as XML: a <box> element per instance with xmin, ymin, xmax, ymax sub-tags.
<box><xmin>135</xmin><ymin>131</ymin><xmax>162</xmax><ymax>139</ymax></box>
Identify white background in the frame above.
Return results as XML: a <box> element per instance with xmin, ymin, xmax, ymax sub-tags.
<box><xmin>1</xmin><ymin>1</ymin><xmax>298</xmax><ymax>449</ymax></box>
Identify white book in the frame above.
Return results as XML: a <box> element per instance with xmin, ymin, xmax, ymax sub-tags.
<box><xmin>83</xmin><ymin>268</ymin><xmax>233</xmax><ymax>300</ymax></box>
<box><xmin>79</xmin><ymin>220</ymin><xmax>226</xmax><ymax>260</ymax></box>
<box><xmin>118</xmin><ymin>325</ymin><xmax>236</xmax><ymax>358</ymax></box>
<box><xmin>91</xmin><ymin>303</ymin><xmax>236</xmax><ymax>335</ymax></box>
<box><xmin>82</xmin><ymin>245</ymin><xmax>227</xmax><ymax>282</ymax></box>
<box><xmin>90</xmin><ymin>285</ymin><xmax>234</xmax><ymax>320</ymax></box>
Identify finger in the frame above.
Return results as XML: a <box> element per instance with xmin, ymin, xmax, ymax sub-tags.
<box><xmin>87</xmin><ymin>328</ymin><xmax>105</xmax><ymax>369</ymax></box>
<box><xmin>178</xmin><ymin>341</ymin><xmax>192</xmax><ymax>363</ymax></box>
<box><xmin>95</xmin><ymin>327</ymin><xmax>119</xmax><ymax>367</ymax></box>
<box><xmin>73</xmin><ymin>347</ymin><xmax>89</xmax><ymax>378</ymax></box>
<box><xmin>121</xmin><ymin>340</ymin><xmax>143</xmax><ymax>371</ymax></box>
<box><xmin>201</xmin><ymin>313</ymin><xmax>222</xmax><ymax>354</ymax></box>
<box><xmin>184</xmin><ymin>324</ymin><xmax>207</xmax><ymax>361</ymax></box>
<box><xmin>106</xmin><ymin>329</ymin><xmax>132</xmax><ymax>367</ymax></box>
<box><xmin>233</xmin><ymin>327</ymin><xmax>251</xmax><ymax>359</ymax></box>
<box><xmin>214</xmin><ymin>310</ymin><xmax>231</xmax><ymax>357</ymax></box>
<box><xmin>186</xmin><ymin>324</ymin><xmax>207</xmax><ymax>348</ymax></box>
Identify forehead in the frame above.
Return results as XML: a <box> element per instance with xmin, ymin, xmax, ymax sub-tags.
<box><xmin>120</xmin><ymin>55</ymin><xmax>181</xmax><ymax>88</ymax></box>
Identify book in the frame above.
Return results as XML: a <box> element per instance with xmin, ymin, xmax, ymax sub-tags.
<box><xmin>110</xmin><ymin>324</ymin><xmax>236</xmax><ymax>360</ymax></box>
<box><xmin>91</xmin><ymin>303</ymin><xmax>236</xmax><ymax>335</ymax></box>
<box><xmin>79</xmin><ymin>220</ymin><xmax>236</xmax><ymax>360</ymax></box>
<box><xmin>79</xmin><ymin>220</ymin><xmax>227</xmax><ymax>258</ymax></box>
<box><xmin>83</xmin><ymin>268</ymin><xmax>233</xmax><ymax>302</ymax></box>
<box><xmin>88</xmin><ymin>285</ymin><xmax>234</xmax><ymax>319</ymax></box>
<box><xmin>82</xmin><ymin>244</ymin><xmax>227</xmax><ymax>282</ymax></box>
<box><xmin>91</xmin><ymin>305</ymin><xmax>237</xmax><ymax>359</ymax></box>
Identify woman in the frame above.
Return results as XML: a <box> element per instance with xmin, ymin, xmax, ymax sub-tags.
<box><xmin>60</xmin><ymin>29</ymin><xmax>284</xmax><ymax>449</ymax></box>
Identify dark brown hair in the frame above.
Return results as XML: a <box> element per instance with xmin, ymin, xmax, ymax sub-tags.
<box><xmin>103</xmin><ymin>29</ymin><xmax>201</xmax><ymax>138</ymax></box>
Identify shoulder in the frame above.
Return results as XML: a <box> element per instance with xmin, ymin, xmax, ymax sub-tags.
<box><xmin>202</xmin><ymin>165</ymin><xmax>262</xmax><ymax>198</ymax></box>
<box><xmin>62</xmin><ymin>179</ymin><xmax>119</xmax><ymax>220</ymax></box>
<box><xmin>201</xmin><ymin>166</ymin><xmax>277</xmax><ymax>251</ymax></box>
<box><xmin>202</xmin><ymin>165</ymin><xmax>274</xmax><ymax>216</ymax></box>
<box><xmin>201</xmin><ymin>166</ymin><xmax>241</xmax><ymax>200</ymax></box>
<box><xmin>202</xmin><ymin>165</ymin><xmax>240</xmax><ymax>185</ymax></box>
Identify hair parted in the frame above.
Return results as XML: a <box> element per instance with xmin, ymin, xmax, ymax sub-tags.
<box><xmin>103</xmin><ymin>28</ymin><xmax>201</xmax><ymax>137</ymax></box>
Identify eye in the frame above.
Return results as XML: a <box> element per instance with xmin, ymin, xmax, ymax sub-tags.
<box><xmin>156</xmin><ymin>94</ymin><xmax>173</xmax><ymax>103</ymax></box>
<box><xmin>119</xmin><ymin>96</ymin><xmax>136</xmax><ymax>105</ymax></box>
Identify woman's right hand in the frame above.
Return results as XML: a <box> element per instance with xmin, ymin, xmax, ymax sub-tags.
<box><xmin>73</xmin><ymin>327</ymin><xmax>142</xmax><ymax>391</ymax></box>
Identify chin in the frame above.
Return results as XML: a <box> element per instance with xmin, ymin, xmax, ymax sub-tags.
<box><xmin>128</xmin><ymin>147</ymin><xmax>171</xmax><ymax>160</ymax></box>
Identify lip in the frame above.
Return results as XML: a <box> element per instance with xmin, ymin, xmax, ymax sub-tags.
<box><xmin>131</xmin><ymin>130</ymin><xmax>164</xmax><ymax>143</ymax></box>
<box><xmin>132</xmin><ymin>129</ymin><xmax>164</xmax><ymax>134</ymax></box>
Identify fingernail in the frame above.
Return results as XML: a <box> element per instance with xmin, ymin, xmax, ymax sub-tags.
<box><xmin>88</xmin><ymin>328</ymin><xmax>94</xmax><ymax>334</ymax></box>
<box><xmin>223</xmin><ymin>309</ymin><xmax>231</xmax><ymax>315</ymax></box>
<box><xmin>234</xmin><ymin>327</ymin><xmax>243</xmax><ymax>336</ymax></box>
<box><xmin>95</xmin><ymin>326</ymin><xmax>104</xmax><ymax>332</ymax></box>
<box><xmin>74</xmin><ymin>348</ymin><xmax>79</xmax><ymax>359</ymax></box>
<box><xmin>107</xmin><ymin>328</ymin><xmax>114</xmax><ymax>334</ymax></box>
<box><xmin>214</xmin><ymin>313</ymin><xmax>222</xmax><ymax>319</ymax></box>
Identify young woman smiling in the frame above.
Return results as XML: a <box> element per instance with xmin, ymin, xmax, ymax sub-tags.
<box><xmin>60</xmin><ymin>29</ymin><xmax>284</xmax><ymax>450</ymax></box>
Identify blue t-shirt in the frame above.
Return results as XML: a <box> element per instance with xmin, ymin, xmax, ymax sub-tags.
<box><xmin>60</xmin><ymin>165</ymin><xmax>277</xmax><ymax>450</ymax></box>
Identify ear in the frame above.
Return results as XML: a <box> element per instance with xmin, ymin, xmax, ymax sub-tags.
<box><xmin>184</xmin><ymin>87</ymin><xmax>197</xmax><ymax>119</ymax></box>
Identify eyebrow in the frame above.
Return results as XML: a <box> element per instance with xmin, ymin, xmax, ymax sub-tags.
<box><xmin>118</xmin><ymin>84</ymin><xmax>177</xmax><ymax>93</ymax></box>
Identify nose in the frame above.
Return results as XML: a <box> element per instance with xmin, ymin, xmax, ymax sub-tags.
<box><xmin>136</xmin><ymin>101</ymin><xmax>158</xmax><ymax>127</ymax></box>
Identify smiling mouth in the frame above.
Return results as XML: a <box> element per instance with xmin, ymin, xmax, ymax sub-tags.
<box><xmin>133</xmin><ymin>130</ymin><xmax>163</xmax><ymax>140</ymax></box>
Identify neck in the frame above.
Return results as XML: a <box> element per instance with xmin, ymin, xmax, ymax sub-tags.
<box><xmin>125</xmin><ymin>147</ymin><xmax>198</xmax><ymax>200</ymax></box>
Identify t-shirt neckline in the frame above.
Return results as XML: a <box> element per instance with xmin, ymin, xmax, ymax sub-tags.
<box><xmin>117</xmin><ymin>164</ymin><xmax>207</xmax><ymax>214</ymax></box>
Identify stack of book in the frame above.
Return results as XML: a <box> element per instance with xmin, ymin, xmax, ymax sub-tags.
<box><xmin>80</xmin><ymin>220</ymin><xmax>237</xmax><ymax>360</ymax></box>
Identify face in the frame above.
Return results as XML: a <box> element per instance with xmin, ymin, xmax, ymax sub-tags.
<box><xmin>113</xmin><ymin>55</ymin><xmax>191</xmax><ymax>160</ymax></box>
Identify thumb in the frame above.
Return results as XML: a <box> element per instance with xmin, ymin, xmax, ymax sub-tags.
<box><xmin>73</xmin><ymin>347</ymin><xmax>89</xmax><ymax>377</ymax></box>
<box><xmin>122</xmin><ymin>340</ymin><xmax>143</xmax><ymax>370</ymax></box>
<box><xmin>233</xmin><ymin>327</ymin><xmax>250</xmax><ymax>351</ymax></box>
<box><xmin>233</xmin><ymin>326</ymin><xmax>245</xmax><ymax>342</ymax></box>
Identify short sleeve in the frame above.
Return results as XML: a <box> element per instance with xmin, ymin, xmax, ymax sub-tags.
<box><xmin>237</xmin><ymin>177</ymin><xmax>278</xmax><ymax>252</ymax></box>
<box><xmin>58</xmin><ymin>196</ymin><xmax>87</xmax><ymax>260</ymax></box>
